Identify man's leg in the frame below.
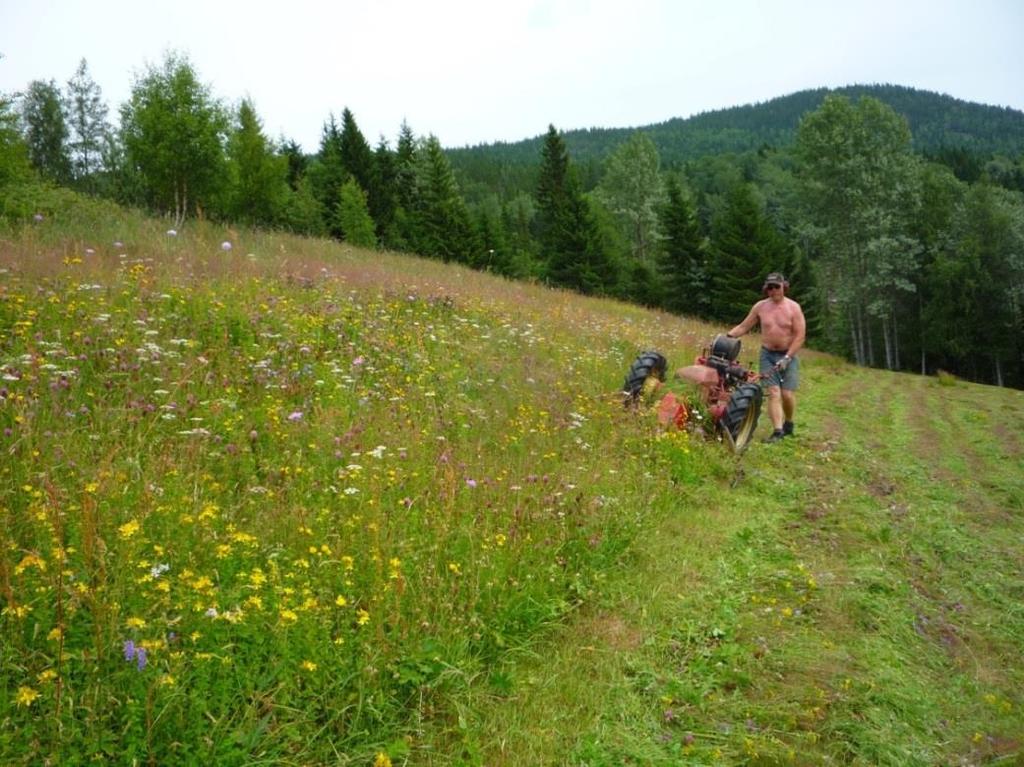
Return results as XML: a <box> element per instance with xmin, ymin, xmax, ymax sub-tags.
<box><xmin>781</xmin><ymin>389</ymin><xmax>796</xmax><ymax>436</ymax></box>
<box><xmin>766</xmin><ymin>385</ymin><xmax>784</xmax><ymax>431</ymax></box>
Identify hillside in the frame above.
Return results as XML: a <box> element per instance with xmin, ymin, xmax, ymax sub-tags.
<box><xmin>1</xmin><ymin>193</ymin><xmax>1022</xmax><ymax>765</ymax></box>
<box><xmin>447</xmin><ymin>83</ymin><xmax>1024</xmax><ymax>183</ymax></box>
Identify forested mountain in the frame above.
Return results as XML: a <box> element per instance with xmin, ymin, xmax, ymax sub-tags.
<box><xmin>447</xmin><ymin>84</ymin><xmax>1024</xmax><ymax>198</ymax></box>
<box><xmin>3</xmin><ymin>57</ymin><xmax>1023</xmax><ymax>389</ymax></box>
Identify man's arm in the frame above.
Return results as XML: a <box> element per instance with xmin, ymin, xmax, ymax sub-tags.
<box><xmin>786</xmin><ymin>301</ymin><xmax>806</xmax><ymax>357</ymax></box>
<box><xmin>727</xmin><ymin>302</ymin><xmax>762</xmax><ymax>338</ymax></box>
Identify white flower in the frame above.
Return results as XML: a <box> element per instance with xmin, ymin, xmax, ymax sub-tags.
<box><xmin>166</xmin><ymin>229</ymin><xmax>177</xmax><ymax>236</ymax></box>
<box><xmin>220</xmin><ymin>241</ymin><xmax>232</xmax><ymax>251</ymax></box>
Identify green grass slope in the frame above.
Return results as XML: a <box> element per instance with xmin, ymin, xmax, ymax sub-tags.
<box><xmin>1</xmin><ymin>194</ymin><xmax>1021</xmax><ymax>765</ymax></box>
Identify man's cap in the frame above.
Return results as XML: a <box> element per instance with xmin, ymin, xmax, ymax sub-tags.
<box><xmin>763</xmin><ymin>272</ymin><xmax>787</xmax><ymax>285</ymax></box>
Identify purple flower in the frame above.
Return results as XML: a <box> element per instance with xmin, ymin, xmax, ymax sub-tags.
<box><xmin>287</xmin><ymin>411</ymin><xmax>303</xmax><ymax>422</ymax></box>
<box><xmin>352</xmin><ymin>356</ymin><xmax>365</xmax><ymax>366</ymax></box>
<box><xmin>135</xmin><ymin>647</ymin><xmax>147</xmax><ymax>671</ymax></box>
<box><xmin>465</xmin><ymin>479</ymin><xmax>477</xmax><ymax>489</ymax></box>
<box><xmin>220</xmin><ymin>241</ymin><xmax>232</xmax><ymax>251</ymax></box>
<box><xmin>123</xmin><ymin>639</ymin><xmax>136</xmax><ymax>661</ymax></box>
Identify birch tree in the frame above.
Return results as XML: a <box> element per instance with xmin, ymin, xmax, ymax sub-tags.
<box><xmin>796</xmin><ymin>95</ymin><xmax>921</xmax><ymax>367</ymax></box>
<box><xmin>120</xmin><ymin>53</ymin><xmax>227</xmax><ymax>226</ymax></box>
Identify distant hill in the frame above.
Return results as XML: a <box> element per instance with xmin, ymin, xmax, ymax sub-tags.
<box><xmin>447</xmin><ymin>84</ymin><xmax>1024</xmax><ymax>192</ymax></box>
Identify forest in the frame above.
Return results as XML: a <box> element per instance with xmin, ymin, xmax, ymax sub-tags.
<box><xmin>3</xmin><ymin>53</ymin><xmax>1024</xmax><ymax>387</ymax></box>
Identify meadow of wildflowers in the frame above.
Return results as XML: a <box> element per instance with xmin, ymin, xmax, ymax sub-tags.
<box><xmin>0</xmin><ymin>204</ymin><xmax>710</xmax><ymax>764</ymax></box>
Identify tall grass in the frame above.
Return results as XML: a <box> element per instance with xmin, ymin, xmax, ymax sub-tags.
<box><xmin>0</xmin><ymin>193</ymin><xmax>711</xmax><ymax>764</ymax></box>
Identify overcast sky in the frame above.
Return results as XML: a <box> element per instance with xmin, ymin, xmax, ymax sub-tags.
<box><xmin>2</xmin><ymin>0</ymin><xmax>1022</xmax><ymax>152</ymax></box>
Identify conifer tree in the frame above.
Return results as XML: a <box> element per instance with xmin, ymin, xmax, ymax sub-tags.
<box><xmin>225</xmin><ymin>98</ymin><xmax>289</xmax><ymax>225</ymax></box>
<box><xmin>411</xmin><ymin>135</ymin><xmax>478</xmax><ymax>262</ymax></box>
<box><xmin>339</xmin><ymin>108</ymin><xmax>383</xmax><ymax>228</ymax></box>
<box><xmin>707</xmin><ymin>183</ymin><xmax>790</xmax><ymax>322</ymax></box>
<box><xmin>535</xmin><ymin>125</ymin><xmax>570</xmax><ymax>257</ymax></box>
<box><xmin>308</xmin><ymin>114</ymin><xmax>347</xmax><ymax>237</ymax></box>
<box><xmin>387</xmin><ymin>120</ymin><xmax>420</xmax><ymax>249</ymax></box>
<box><xmin>280</xmin><ymin>139</ymin><xmax>307</xmax><ymax>189</ymax></box>
<box><xmin>658</xmin><ymin>175</ymin><xmax>708</xmax><ymax>316</ymax></box>
<box><xmin>65</xmin><ymin>58</ymin><xmax>109</xmax><ymax>189</ymax></box>
<box><xmin>535</xmin><ymin>125</ymin><xmax>618</xmax><ymax>294</ymax></box>
<box><xmin>373</xmin><ymin>137</ymin><xmax>398</xmax><ymax>243</ymax></box>
<box><xmin>336</xmin><ymin>178</ymin><xmax>377</xmax><ymax>247</ymax></box>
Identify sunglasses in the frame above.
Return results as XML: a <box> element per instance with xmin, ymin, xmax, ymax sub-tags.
<box><xmin>765</xmin><ymin>283</ymin><xmax>782</xmax><ymax>290</ymax></box>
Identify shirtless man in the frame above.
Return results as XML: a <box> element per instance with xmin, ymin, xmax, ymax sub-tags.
<box><xmin>726</xmin><ymin>272</ymin><xmax>806</xmax><ymax>443</ymax></box>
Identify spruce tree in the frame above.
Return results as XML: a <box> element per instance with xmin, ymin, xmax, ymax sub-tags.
<box><xmin>280</xmin><ymin>139</ymin><xmax>307</xmax><ymax>190</ymax></box>
<box><xmin>535</xmin><ymin>125</ymin><xmax>617</xmax><ymax>294</ymax></box>
<box><xmin>373</xmin><ymin>137</ymin><xmax>398</xmax><ymax>244</ymax></box>
<box><xmin>411</xmin><ymin>136</ymin><xmax>478</xmax><ymax>263</ymax></box>
<box><xmin>339</xmin><ymin>108</ymin><xmax>383</xmax><ymax>229</ymax></box>
<box><xmin>707</xmin><ymin>183</ymin><xmax>790</xmax><ymax>322</ymax></box>
<box><xmin>336</xmin><ymin>178</ymin><xmax>378</xmax><ymax>247</ymax></box>
<box><xmin>535</xmin><ymin>125</ymin><xmax>570</xmax><ymax>260</ymax></box>
<box><xmin>225</xmin><ymin>98</ymin><xmax>289</xmax><ymax>225</ymax></box>
<box><xmin>658</xmin><ymin>175</ymin><xmax>708</xmax><ymax>316</ymax></box>
<box><xmin>309</xmin><ymin>114</ymin><xmax>347</xmax><ymax>237</ymax></box>
<box><xmin>64</xmin><ymin>59</ymin><xmax>109</xmax><ymax>190</ymax></box>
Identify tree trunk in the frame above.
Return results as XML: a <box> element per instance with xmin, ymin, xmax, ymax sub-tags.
<box><xmin>882</xmin><ymin>316</ymin><xmax>892</xmax><ymax>370</ymax></box>
<box><xmin>892</xmin><ymin>306</ymin><xmax>901</xmax><ymax>370</ymax></box>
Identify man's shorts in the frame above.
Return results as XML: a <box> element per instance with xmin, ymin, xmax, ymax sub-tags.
<box><xmin>760</xmin><ymin>348</ymin><xmax>799</xmax><ymax>390</ymax></box>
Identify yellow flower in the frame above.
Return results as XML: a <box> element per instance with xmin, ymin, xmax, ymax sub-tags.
<box><xmin>14</xmin><ymin>553</ymin><xmax>46</xmax><ymax>574</ymax></box>
<box><xmin>159</xmin><ymin>674</ymin><xmax>176</xmax><ymax>687</ymax></box>
<box><xmin>37</xmin><ymin>669</ymin><xmax>57</xmax><ymax>683</ymax></box>
<box><xmin>356</xmin><ymin>609</ymin><xmax>370</xmax><ymax>626</ymax></box>
<box><xmin>15</xmin><ymin>686</ymin><xmax>39</xmax><ymax>707</ymax></box>
<box><xmin>126</xmin><ymin>617</ymin><xmax>147</xmax><ymax>629</ymax></box>
<box><xmin>335</xmin><ymin>595</ymin><xmax>348</xmax><ymax>607</ymax></box>
<box><xmin>448</xmin><ymin>562</ymin><xmax>462</xmax><ymax>575</ymax></box>
<box><xmin>374</xmin><ymin>753</ymin><xmax>393</xmax><ymax>767</ymax></box>
<box><xmin>301</xmin><ymin>660</ymin><xmax>317</xmax><ymax>672</ymax></box>
<box><xmin>280</xmin><ymin>609</ymin><xmax>298</xmax><ymax>623</ymax></box>
<box><xmin>118</xmin><ymin>520</ymin><xmax>141</xmax><ymax>540</ymax></box>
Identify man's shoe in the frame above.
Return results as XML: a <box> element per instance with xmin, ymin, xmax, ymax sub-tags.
<box><xmin>782</xmin><ymin>420</ymin><xmax>794</xmax><ymax>437</ymax></box>
<box><xmin>763</xmin><ymin>430</ymin><xmax>785</xmax><ymax>444</ymax></box>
